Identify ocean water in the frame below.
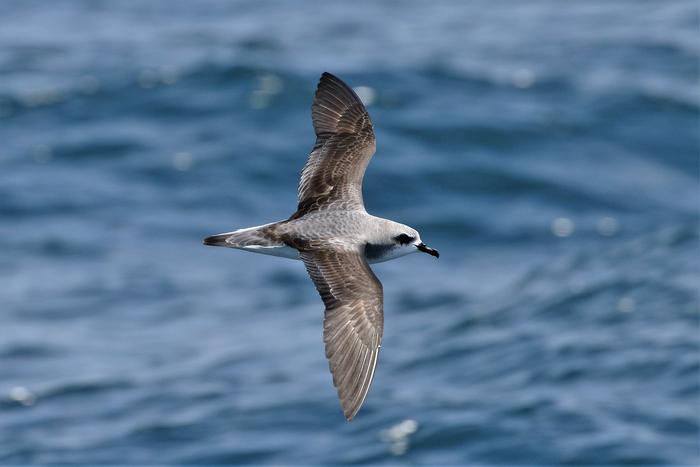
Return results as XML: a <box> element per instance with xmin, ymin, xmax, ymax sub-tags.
<box><xmin>1</xmin><ymin>0</ymin><xmax>698</xmax><ymax>464</ymax></box>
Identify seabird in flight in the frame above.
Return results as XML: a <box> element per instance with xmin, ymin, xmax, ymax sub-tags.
<box><xmin>204</xmin><ymin>72</ymin><xmax>439</xmax><ymax>420</ymax></box>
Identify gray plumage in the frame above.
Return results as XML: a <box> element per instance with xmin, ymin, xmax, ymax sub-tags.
<box><xmin>204</xmin><ymin>72</ymin><xmax>439</xmax><ymax>421</ymax></box>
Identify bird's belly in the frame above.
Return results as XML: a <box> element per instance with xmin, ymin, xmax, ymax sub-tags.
<box><xmin>238</xmin><ymin>244</ymin><xmax>300</xmax><ymax>260</ymax></box>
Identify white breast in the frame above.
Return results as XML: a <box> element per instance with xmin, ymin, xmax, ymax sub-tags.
<box><xmin>366</xmin><ymin>243</ymin><xmax>415</xmax><ymax>264</ymax></box>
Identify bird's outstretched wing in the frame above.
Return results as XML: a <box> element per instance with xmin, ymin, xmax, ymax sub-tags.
<box><xmin>299</xmin><ymin>245</ymin><xmax>383</xmax><ymax>420</ymax></box>
<box><xmin>292</xmin><ymin>72</ymin><xmax>376</xmax><ymax>219</ymax></box>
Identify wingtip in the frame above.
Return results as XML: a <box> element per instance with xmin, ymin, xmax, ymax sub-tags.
<box><xmin>311</xmin><ymin>72</ymin><xmax>370</xmax><ymax>137</ymax></box>
<box><xmin>340</xmin><ymin>393</ymin><xmax>367</xmax><ymax>422</ymax></box>
<box><xmin>316</xmin><ymin>71</ymin><xmax>352</xmax><ymax>92</ymax></box>
<box><xmin>344</xmin><ymin>408</ymin><xmax>358</xmax><ymax>422</ymax></box>
<box><xmin>316</xmin><ymin>72</ymin><xmax>342</xmax><ymax>95</ymax></box>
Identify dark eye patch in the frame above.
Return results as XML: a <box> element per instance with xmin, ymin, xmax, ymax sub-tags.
<box><xmin>394</xmin><ymin>233</ymin><xmax>414</xmax><ymax>245</ymax></box>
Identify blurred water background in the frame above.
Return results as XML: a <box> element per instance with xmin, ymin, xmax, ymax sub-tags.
<box><xmin>1</xmin><ymin>0</ymin><xmax>698</xmax><ymax>464</ymax></box>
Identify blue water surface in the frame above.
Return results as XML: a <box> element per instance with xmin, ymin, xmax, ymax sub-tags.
<box><xmin>1</xmin><ymin>0</ymin><xmax>698</xmax><ymax>464</ymax></box>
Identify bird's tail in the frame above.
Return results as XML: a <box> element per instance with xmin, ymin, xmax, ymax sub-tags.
<box><xmin>203</xmin><ymin>222</ymin><xmax>284</xmax><ymax>249</ymax></box>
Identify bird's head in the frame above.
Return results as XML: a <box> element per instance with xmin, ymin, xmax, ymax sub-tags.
<box><xmin>367</xmin><ymin>222</ymin><xmax>439</xmax><ymax>262</ymax></box>
<box><xmin>391</xmin><ymin>226</ymin><xmax>439</xmax><ymax>259</ymax></box>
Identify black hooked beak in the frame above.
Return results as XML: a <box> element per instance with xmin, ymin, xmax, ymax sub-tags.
<box><xmin>416</xmin><ymin>242</ymin><xmax>440</xmax><ymax>258</ymax></box>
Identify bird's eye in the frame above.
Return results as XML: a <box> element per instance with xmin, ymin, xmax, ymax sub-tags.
<box><xmin>394</xmin><ymin>233</ymin><xmax>414</xmax><ymax>245</ymax></box>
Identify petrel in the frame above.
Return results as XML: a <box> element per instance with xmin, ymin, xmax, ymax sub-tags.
<box><xmin>204</xmin><ymin>72</ymin><xmax>439</xmax><ymax>420</ymax></box>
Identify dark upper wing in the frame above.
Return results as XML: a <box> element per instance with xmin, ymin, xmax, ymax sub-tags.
<box><xmin>293</xmin><ymin>73</ymin><xmax>376</xmax><ymax>218</ymax></box>
<box><xmin>299</xmin><ymin>246</ymin><xmax>383</xmax><ymax>421</ymax></box>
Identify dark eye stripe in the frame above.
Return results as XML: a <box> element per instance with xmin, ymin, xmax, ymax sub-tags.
<box><xmin>394</xmin><ymin>233</ymin><xmax>414</xmax><ymax>245</ymax></box>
